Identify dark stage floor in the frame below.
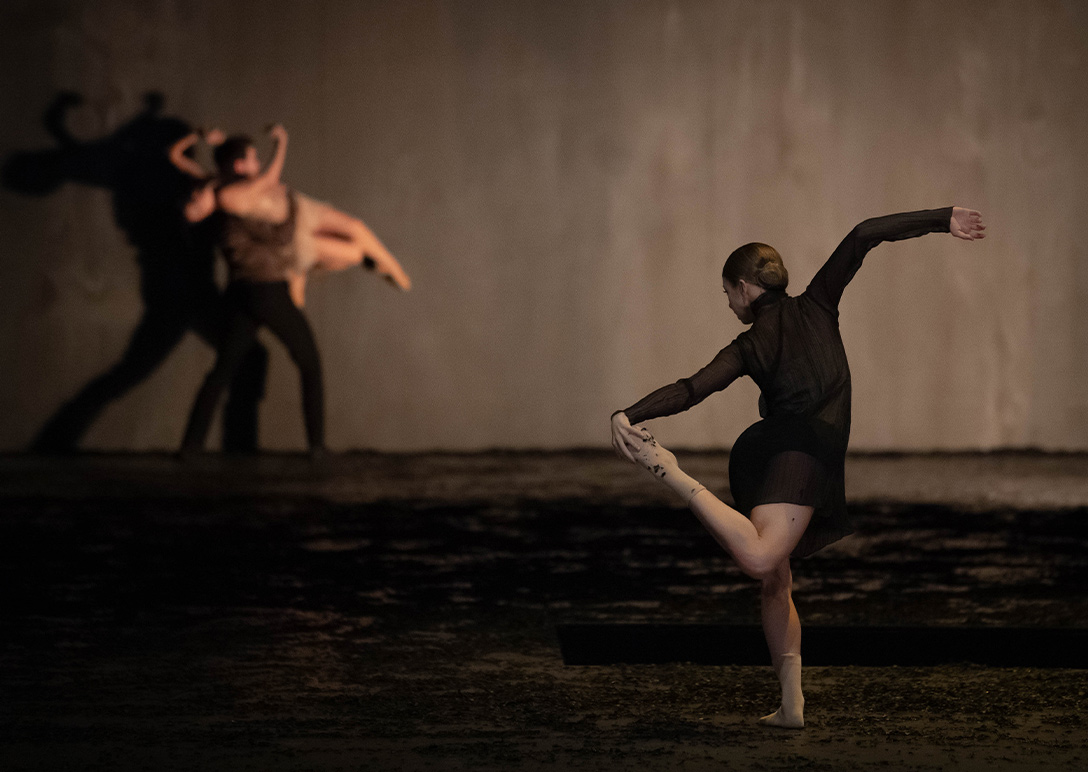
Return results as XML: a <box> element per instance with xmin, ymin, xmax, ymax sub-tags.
<box><xmin>1</xmin><ymin>451</ymin><xmax>1087</xmax><ymax>770</ymax></box>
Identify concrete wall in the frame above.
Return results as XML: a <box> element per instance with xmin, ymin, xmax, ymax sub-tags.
<box><xmin>1</xmin><ymin>0</ymin><xmax>1086</xmax><ymax>452</ymax></box>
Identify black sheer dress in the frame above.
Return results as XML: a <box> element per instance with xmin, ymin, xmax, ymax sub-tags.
<box><xmin>620</xmin><ymin>208</ymin><xmax>953</xmax><ymax>557</ymax></box>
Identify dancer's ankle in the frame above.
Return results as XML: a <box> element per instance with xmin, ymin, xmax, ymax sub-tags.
<box><xmin>759</xmin><ymin>652</ymin><xmax>804</xmax><ymax>728</ymax></box>
<box><xmin>660</xmin><ymin>467</ymin><xmax>703</xmax><ymax>503</ymax></box>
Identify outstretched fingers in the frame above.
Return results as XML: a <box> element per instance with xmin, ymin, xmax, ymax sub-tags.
<box><xmin>951</xmin><ymin>207</ymin><xmax>986</xmax><ymax>240</ymax></box>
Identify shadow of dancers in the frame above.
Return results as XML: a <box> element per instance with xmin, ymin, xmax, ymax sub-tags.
<box><xmin>4</xmin><ymin>92</ymin><xmax>268</xmax><ymax>453</ymax></box>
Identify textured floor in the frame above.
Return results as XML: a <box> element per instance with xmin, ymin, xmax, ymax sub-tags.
<box><xmin>1</xmin><ymin>452</ymin><xmax>1087</xmax><ymax>770</ymax></box>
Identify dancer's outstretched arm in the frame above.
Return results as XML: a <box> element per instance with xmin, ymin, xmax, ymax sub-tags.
<box><xmin>807</xmin><ymin>206</ymin><xmax>985</xmax><ymax>314</ymax></box>
<box><xmin>611</xmin><ymin>340</ymin><xmax>746</xmax><ymax>461</ymax></box>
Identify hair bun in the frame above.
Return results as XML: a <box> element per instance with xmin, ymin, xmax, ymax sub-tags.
<box><xmin>756</xmin><ymin>259</ymin><xmax>788</xmax><ymax>290</ymax></box>
<box><xmin>723</xmin><ymin>242</ymin><xmax>789</xmax><ymax>292</ymax></box>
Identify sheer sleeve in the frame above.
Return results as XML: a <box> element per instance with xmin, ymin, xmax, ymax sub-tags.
<box><xmin>806</xmin><ymin>207</ymin><xmax>953</xmax><ymax>314</ymax></box>
<box><xmin>619</xmin><ymin>340</ymin><xmax>747</xmax><ymax>425</ymax></box>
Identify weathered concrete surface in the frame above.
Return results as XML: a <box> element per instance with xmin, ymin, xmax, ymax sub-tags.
<box><xmin>1</xmin><ymin>452</ymin><xmax>1086</xmax><ymax>770</ymax></box>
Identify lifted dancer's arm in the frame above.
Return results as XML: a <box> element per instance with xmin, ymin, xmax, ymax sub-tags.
<box><xmin>168</xmin><ymin>132</ymin><xmax>208</xmax><ymax>180</ymax></box>
<box><xmin>217</xmin><ymin>124</ymin><xmax>290</xmax><ymax>213</ymax></box>
<box><xmin>168</xmin><ymin>128</ymin><xmax>225</xmax><ymax>180</ymax></box>
<box><xmin>255</xmin><ymin>124</ymin><xmax>288</xmax><ymax>186</ymax></box>
<box><xmin>806</xmin><ymin>206</ymin><xmax>985</xmax><ymax>315</ymax></box>
<box><xmin>171</xmin><ymin>128</ymin><xmax>225</xmax><ymax>223</ymax></box>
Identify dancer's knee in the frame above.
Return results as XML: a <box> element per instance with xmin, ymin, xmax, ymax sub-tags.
<box><xmin>761</xmin><ymin>561</ymin><xmax>792</xmax><ymax>598</ymax></box>
<box><xmin>735</xmin><ymin>549</ymin><xmax>785</xmax><ymax>580</ymax></box>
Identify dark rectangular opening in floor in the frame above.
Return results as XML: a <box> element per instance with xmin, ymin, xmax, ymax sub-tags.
<box><xmin>556</xmin><ymin>624</ymin><xmax>1088</xmax><ymax>667</ymax></box>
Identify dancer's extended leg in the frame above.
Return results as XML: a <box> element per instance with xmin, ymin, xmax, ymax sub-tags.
<box><xmin>629</xmin><ymin>433</ymin><xmax>812</xmax><ymax>576</ymax></box>
<box><xmin>309</xmin><ymin>205</ymin><xmax>411</xmax><ymax>290</ymax></box>
<box><xmin>758</xmin><ymin>559</ymin><xmax>804</xmax><ymax>728</ymax></box>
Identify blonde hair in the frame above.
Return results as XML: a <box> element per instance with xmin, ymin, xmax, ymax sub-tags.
<box><xmin>722</xmin><ymin>242</ymin><xmax>788</xmax><ymax>291</ymax></box>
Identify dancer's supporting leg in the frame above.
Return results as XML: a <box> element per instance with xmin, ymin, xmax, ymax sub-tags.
<box><xmin>757</xmin><ymin>556</ymin><xmax>804</xmax><ymax>728</ymax></box>
<box><xmin>696</xmin><ymin>498</ymin><xmax>810</xmax><ymax>728</ymax></box>
<box><xmin>629</xmin><ymin>433</ymin><xmax>811</xmax><ymax>727</ymax></box>
<box><xmin>249</xmin><ymin>283</ymin><xmax>325</xmax><ymax>452</ymax></box>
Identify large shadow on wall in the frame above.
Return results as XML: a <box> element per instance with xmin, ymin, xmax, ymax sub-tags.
<box><xmin>3</xmin><ymin>92</ymin><xmax>267</xmax><ymax>453</ymax></box>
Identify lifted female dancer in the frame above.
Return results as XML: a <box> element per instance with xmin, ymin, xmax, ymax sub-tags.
<box><xmin>170</xmin><ymin>126</ymin><xmax>410</xmax><ymax>305</ymax></box>
<box><xmin>611</xmin><ymin>206</ymin><xmax>985</xmax><ymax>728</ymax></box>
<box><xmin>174</xmin><ymin>125</ymin><xmax>410</xmax><ymax>456</ymax></box>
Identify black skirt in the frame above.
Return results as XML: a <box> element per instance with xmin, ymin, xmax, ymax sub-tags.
<box><xmin>728</xmin><ymin>416</ymin><xmax>852</xmax><ymax>558</ymax></box>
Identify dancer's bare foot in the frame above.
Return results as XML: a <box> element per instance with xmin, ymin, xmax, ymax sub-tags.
<box><xmin>629</xmin><ymin>430</ymin><xmax>677</xmax><ymax>478</ymax></box>
<box><xmin>362</xmin><ymin>253</ymin><xmax>411</xmax><ymax>291</ymax></box>
<box><xmin>758</xmin><ymin>703</ymin><xmax>804</xmax><ymax>729</ymax></box>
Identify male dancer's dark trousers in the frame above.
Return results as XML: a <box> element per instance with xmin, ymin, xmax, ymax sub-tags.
<box><xmin>182</xmin><ymin>280</ymin><xmax>324</xmax><ymax>451</ymax></box>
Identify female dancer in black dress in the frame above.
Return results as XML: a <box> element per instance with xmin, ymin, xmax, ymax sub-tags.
<box><xmin>611</xmin><ymin>206</ymin><xmax>985</xmax><ymax>728</ymax></box>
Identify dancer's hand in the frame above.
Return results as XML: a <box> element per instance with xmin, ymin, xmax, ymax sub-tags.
<box><xmin>267</xmin><ymin>123</ymin><xmax>288</xmax><ymax>143</ymax></box>
<box><xmin>626</xmin><ymin>429</ymin><xmax>706</xmax><ymax>501</ymax></box>
<box><xmin>611</xmin><ymin>411</ymin><xmax>646</xmax><ymax>464</ymax></box>
<box><xmin>629</xmin><ymin>430</ymin><xmax>679</xmax><ymax>480</ymax></box>
<box><xmin>950</xmin><ymin>207</ymin><xmax>985</xmax><ymax>240</ymax></box>
<box><xmin>202</xmin><ymin>127</ymin><xmax>225</xmax><ymax>146</ymax></box>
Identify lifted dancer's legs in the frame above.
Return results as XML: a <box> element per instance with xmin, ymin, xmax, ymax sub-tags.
<box><xmin>307</xmin><ymin>202</ymin><xmax>411</xmax><ymax>290</ymax></box>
